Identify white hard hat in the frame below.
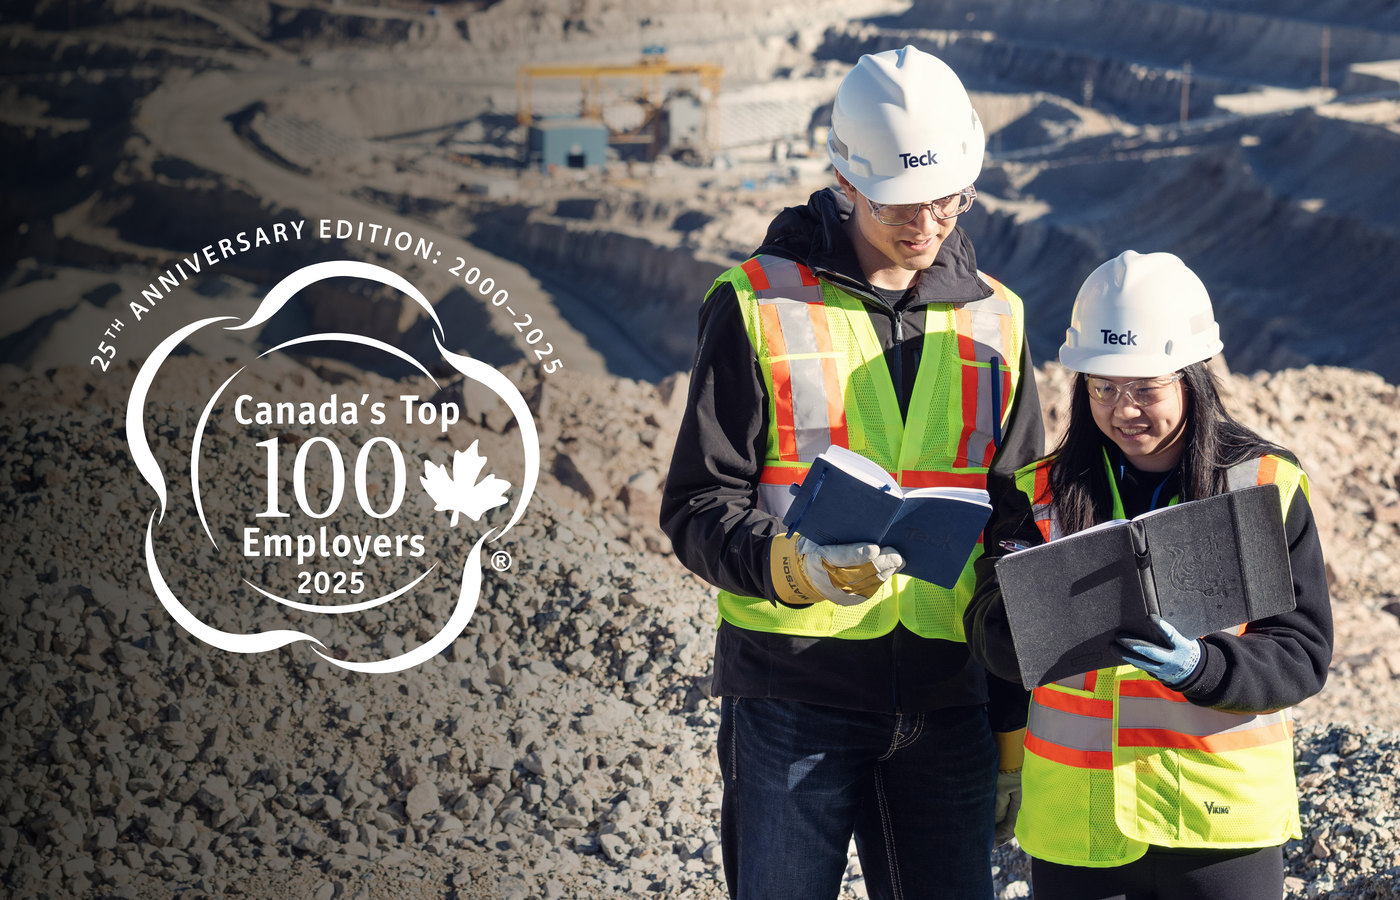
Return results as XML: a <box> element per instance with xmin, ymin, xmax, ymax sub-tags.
<box><xmin>1059</xmin><ymin>250</ymin><xmax>1224</xmax><ymax>376</ymax></box>
<box><xmin>827</xmin><ymin>45</ymin><xmax>985</xmax><ymax>204</ymax></box>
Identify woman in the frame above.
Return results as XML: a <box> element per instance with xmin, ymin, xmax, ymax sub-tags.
<box><xmin>964</xmin><ymin>250</ymin><xmax>1332</xmax><ymax>899</ymax></box>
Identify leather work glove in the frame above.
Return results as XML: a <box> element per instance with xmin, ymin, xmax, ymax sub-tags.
<box><xmin>993</xmin><ymin>727</ymin><xmax>1026</xmax><ymax>847</ymax></box>
<box><xmin>1115</xmin><ymin>614</ymin><xmax>1203</xmax><ymax>687</ymax></box>
<box><xmin>769</xmin><ymin>534</ymin><xmax>904</xmax><ymax>606</ymax></box>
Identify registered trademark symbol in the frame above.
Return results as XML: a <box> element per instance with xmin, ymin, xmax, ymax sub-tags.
<box><xmin>490</xmin><ymin>550</ymin><xmax>513</xmax><ymax>572</ymax></box>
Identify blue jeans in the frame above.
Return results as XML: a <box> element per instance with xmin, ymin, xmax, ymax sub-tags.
<box><xmin>718</xmin><ymin>696</ymin><xmax>998</xmax><ymax>900</ymax></box>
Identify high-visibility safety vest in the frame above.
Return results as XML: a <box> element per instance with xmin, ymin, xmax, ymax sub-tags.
<box><xmin>1014</xmin><ymin>451</ymin><xmax>1308</xmax><ymax>866</ymax></box>
<box><xmin>713</xmin><ymin>254</ymin><xmax>1026</xmax><ymax>640</ymax></box>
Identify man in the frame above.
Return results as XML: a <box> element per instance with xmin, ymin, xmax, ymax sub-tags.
<box><xmin>660</xmin><ymin>46</ymin><xmax>1043</xmax><ymax>899</ymax></box>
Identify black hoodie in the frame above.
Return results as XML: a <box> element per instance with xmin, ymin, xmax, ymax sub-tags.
<box><xmin>660</xmin><ymin>188</ymin><xmax>1043</xmax><ymax>726</ymax></box>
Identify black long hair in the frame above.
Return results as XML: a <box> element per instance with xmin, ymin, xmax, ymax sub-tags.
<box><xmin>1044</xmin><ymin>361</ymin><xmax>1292</xmax><ymax>534</ymax></box>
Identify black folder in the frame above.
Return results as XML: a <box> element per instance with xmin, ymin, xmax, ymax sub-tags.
<box><xmin>995</xmin><ymin>484</ymin><xmax>1296</xmax><ymax>688</ymax></box>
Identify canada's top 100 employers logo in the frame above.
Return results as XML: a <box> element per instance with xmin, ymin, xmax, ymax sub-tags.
<box><xmin>126</xmin><ymin>258</ymin><xmax>541</xmax><ymax>673</ymax></box>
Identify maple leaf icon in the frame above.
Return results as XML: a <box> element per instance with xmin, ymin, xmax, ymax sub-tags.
<box><xmin>420</xmin><ymin>442</ymin><xmax>512</xmax><ymax>526</ymax></box>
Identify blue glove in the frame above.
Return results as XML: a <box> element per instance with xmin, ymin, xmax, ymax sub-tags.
<box><xmin>1115</xmin><ymin>615</ymin><xmax>1202</xmax><ymax>686</ymax></box>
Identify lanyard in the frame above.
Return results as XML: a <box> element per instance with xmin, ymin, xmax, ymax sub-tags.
<box><xmin>1118</xmin><ymin>452</ymin><xmax>1174</xmax><ymax>512</ymax></box>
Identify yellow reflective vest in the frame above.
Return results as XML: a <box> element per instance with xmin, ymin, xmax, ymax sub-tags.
<box><xmin>1014</xmin><ymin>451</ymin><xmax>1307</xmax><ymax>866</ymax></box>
<box><xmin>714</xmin><ymin>254</ymin><xmax>1027</xmax><ymax>640</ymax></box>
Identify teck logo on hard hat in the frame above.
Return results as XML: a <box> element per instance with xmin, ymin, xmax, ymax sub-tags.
<box><xmin>899</xmin><ymin>149</ymin><xmax>939</xmax><ymax>168</ymax></box>
<box><xmin>1101</xmin><ymin>329</ymin><xmax>1139</xmax><ymax>346</ymax></box>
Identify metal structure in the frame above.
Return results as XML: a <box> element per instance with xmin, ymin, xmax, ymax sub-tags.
<box><xmin>516</xmin><ymin>53</ymin><xmax>723</xmax><ymax>162</ymax></box>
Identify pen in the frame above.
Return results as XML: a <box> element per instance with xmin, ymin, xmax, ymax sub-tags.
<box><xmin>998</xmin><ymin>540</ymin><xmax>1030</xmax><ymax>553</ymax></box>
<box><xmin>784</xmin><ymin>469</ymin><xmax>826</xmax><ymax>539</ymax></box>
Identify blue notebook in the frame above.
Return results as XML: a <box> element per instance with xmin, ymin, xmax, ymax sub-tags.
<box><xmin>781</xmin><ymin>445</ymin><xmax>991</xmax><ymax>588</ymax></box>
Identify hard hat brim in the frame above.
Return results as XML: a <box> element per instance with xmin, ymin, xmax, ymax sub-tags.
<box><xmin>1059</xmin><ymin>339</ymin><xmax>1223</xmax><ymax>377</ymax></box>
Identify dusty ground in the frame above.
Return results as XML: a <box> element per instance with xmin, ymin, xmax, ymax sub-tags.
<box><xmin>5</xmin><ymin>1</ymin><xmax>1400</xmax><ymax>897</ymax></box>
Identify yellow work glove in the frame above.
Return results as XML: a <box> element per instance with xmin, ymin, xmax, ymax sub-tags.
<box><xmin>993</xmin><ymin>727</ymin><xmax>1026</xmax><ymax>846</ymax></box>
<box><xmin>769</xmin><ymin>533</ymin><xmax>904</xmax><ymax>606</ymax></box>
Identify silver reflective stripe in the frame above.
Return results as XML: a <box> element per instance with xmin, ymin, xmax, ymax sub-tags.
<box><xmin>770</xmin><ymin>301</ymin><xmax>832</xmax><ymax>462</ymax></box>
<box><xmin>964</xmin><ymin>295</ymin><xmax>1014</xmax><ymax>318</ymax></box>
<box><xmin>964</xmin><ymin>303</ymin><xmax>1008</xmax><ymax>364</ymax></box>
<box><xmin>1118</xmin><ymin>697</ymin><xmax>1288</xmax><ymax>737</ymax></box>
<box><xmin>753</xmin><ymin>257</ymin><xmax>835</xmax><ymax>463</ymax></box>
<box><xmin>1029</xmin><ymin>701</ymin><xmax>1113</xmax><ymax>752</ymax></box>
<box><xmin>965</xmin><ymin>367</ymin><xmax>996</xmax><ymax>464</ymax></box>
<box><xmin>753</xmin><ymin>256</ymin><xmax>824</xmax><ymax>303</ymax></box>
<box><xmin>757</xmin><ymin>482</ymin><xmax>795</xmax><ymax>517</ymax></box>
<box><xmin>1053</xmin><ymin>671</ymin><xmax>1089</xmax><ymax>691</ymax></box>
<box><xmin>960</xmin><ymin>302</ymin><xmax>1011</xmax><ymax>464</ymax></box>
<box><xmin>1032</xmin><ymin>502</ymin><xmax>1065</xmax><ymax>542</ymax></box>
<box><xmin>1226</xmin><ymin>459</ymin><xmax>1262</xmax><ymax>491</ymax></box>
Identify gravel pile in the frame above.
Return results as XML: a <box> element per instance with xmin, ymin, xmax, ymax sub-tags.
<box><xmin>2</xmin><ymin>359</ymin><xmax>1398</xmax><ymax>899</ymax></box>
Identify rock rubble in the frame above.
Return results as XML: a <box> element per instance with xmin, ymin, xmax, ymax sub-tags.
<box><xmin>2</xmin><ymin>357</ymin><xmax>1399</xmax><ymax>899</ymax></box>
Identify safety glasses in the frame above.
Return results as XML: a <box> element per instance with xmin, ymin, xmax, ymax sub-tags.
<box><xmin>865</xmin><ymin>187</ymin><xmax>976</xmax><ymax>226</ymax></box>
<box><xmin>1085</xmin><ymin>373</ymin><xmax>1184</xmax><ymax>407</ymax></box>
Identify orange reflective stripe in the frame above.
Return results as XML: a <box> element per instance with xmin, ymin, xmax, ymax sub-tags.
<box><xmin>1118</xmin><ymin>719</ymin><xmax>1292</xmax><ymax>754</ymax></box>
<box><xmin>1025</xmin><ymin>731</ymin><xmax>1113</xmax><ymax>770</ymax></box>
<box><xmin>951</xmin><ymin>292</ymin><xmax>1015</xmax><ymax>467</ymax></box>
<box><xmin>758</xmin><ymin>465</ymin><xmax>809</xmax><ymax>517</ymax></box>
<box><xmin>751</xmin><ymin>257</ymin><xmax>837</xmax><ymax>460</ymax></box>
<box><xmin>1083</xmin><ymin>670</ymin><xmax>1098</xmax><ymax>693</ymax></box>
<box><xmin>758</xmin><ymin>303</ymin><xmax>797</xmax><ymax>460</ymax></box>
<box><xmin>1033</xmin><ymin>686</ymin><xmax>1113</xmax><ymax>718</ymax></box>
<box><xmin>1028</xmin><ymin>699</ymin><xmax>1113</xmax><ymax>764</ymax></box>
<box><xmin>752</xmin><ymin>257</ymin><xmax>824</xmax><ymax>302</ymax></box>
<box><xmin>807</xmin><ymin>304</ymin><xmax>849</xmax><ymax>449</ymax></box>
<box><xmin>742</xmin><ymin>257</ymin><xmax>769</xmax><ymax>291</ymax></box>
<box><xmin>1117</xmin><ymin>678</ymin><xmax>1189</xmax><ymax>702</ymax></box>
<box><xmin>899</xmin><ymin>470</ymin><xmax>988</xmax><ymax>489</ymax></box>
<box><xmin>1225</xmin><ymin>457</ymin><xmax>1263</xmax><ymax>492</ymax></box>
<box><xmin>954</xmin><ymin>308</ymin><xmax>981</xmax><ymax>466</ymax></box>
<box><xmin>1031</xmin><ymin>465</ymin><xmax>1051</xmax><ymax>505</ymax></box>
<box><xmin>1029</xmin><ymin>464</ymin><xmax>1054</xmax><ymax>541</ymax></box>
<box><xmin>1257</xmin><ymin>454</ymin><xmax>1278</xmax><ymax>486</ymax></box>
<box><xmin>774</xmin><ymin>464</ymin><xmax>988</xmax><ymax>491</ymax></box>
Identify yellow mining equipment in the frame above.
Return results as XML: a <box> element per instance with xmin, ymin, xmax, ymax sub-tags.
<box><xmin>516</xmin><ymin>51</ymin><xmax>722</xmax><ymax>163</ymax></box>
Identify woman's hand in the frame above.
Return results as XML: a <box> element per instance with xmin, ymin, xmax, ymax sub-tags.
<box><xmin>1115</xmin><ymin>615</ymin><xmax>1203</xmax><ymax>686</ymax></box>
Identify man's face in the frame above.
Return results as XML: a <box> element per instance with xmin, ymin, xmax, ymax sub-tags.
<box><xmin>837</xmin><ymin>174</ymin><xmax>961</xmax><ymax>291</ymax></box>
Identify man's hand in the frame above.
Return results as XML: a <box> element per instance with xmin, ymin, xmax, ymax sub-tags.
<box><xmin>993</xmin><ymin>727</ymin><xmax>1025</xmax><ymax>846</ymax></box>
<box><xmin>1115</xmin><ymin>614</ymin><xmax>1202</xmax><ymax>686</ymax></box>
<box><xmin>769</xmin><ymin>534</ymin><xmax>904</xmax><ymax>606</ymax></box>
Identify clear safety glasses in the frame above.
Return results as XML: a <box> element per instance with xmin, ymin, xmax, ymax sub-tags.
<box><xmin>865</xmin><ymin>187</ymin><xmax>977</xmax><ymax>226</ymax></box>
<box><xmin>1085</xmin><ymin>373</ymin><xmax>1184</xmax><ymax>408</ymax></box>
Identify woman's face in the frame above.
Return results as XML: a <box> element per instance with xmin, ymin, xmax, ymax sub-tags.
<box><xmin>1085</xmin><ymin>373</ymin><xmax>1189</xmax><ymax>473</ymax></box>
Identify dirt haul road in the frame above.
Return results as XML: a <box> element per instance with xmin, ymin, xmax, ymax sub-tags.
<box><xmin>135</xmin><ymin>63</ymin><xmax>676</xmax><ymax>380</ymax></box>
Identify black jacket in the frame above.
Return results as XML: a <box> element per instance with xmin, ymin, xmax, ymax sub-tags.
<box><xmin>660</xmin><ymin>188</ymin><xmax>1044</xmax><ymax>728</ymax></box>
<box><xmin>963</xmin><ymin>451</ymin><xmax>1333</xmax><ymax>713</ymax></box>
